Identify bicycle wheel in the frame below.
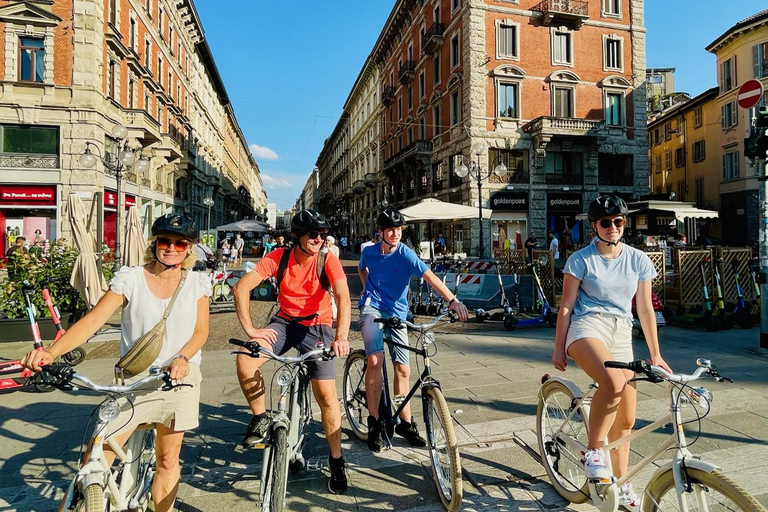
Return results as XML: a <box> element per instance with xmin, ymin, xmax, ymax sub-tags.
<box><xmin>642</xmin><ymin>467</ymin><xmax>765</xmax><ymax>512</ymax></box>
<box><xmin>536</xmin><ymin>380</ymin><xmax>590</xmax><ymax>503</ymax></box>
<box><xmin>62</xmin><ymin>347</ymin><xmax>87</xmax><ymax>366</ymax></box>
<box><xmin>73</xmin><ymin>484</ymin><xmax>105</xmax><ymax>512</ymax></box>
<box><xmin>262</xmin><ymin>426</ymin><xmax>289</xmax><ymax>512</ymax></box>
<box><xmin>342</xmin><ymin>350</ymin><xmax>369</xmax><ymax>441</ymax></box>
<box><xmin>423</xmin><ymin>387</ymin><xmax>462</xmax><ymax>512</ymax></box>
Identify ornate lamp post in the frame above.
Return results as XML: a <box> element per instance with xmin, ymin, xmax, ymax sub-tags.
<box><xmin>80</xmin><ymin>124</ymin><xmax>150</xmax><ymax>272</ymax></box>
<box><xmin>454</xmin><ymin>142</ymin><xmax>508</xmax><ymax>259</ymax></box>
<box><xmin>203</xmin><ymin>196</ymin><xmax>214</xmax><ymax>245</ymax></box>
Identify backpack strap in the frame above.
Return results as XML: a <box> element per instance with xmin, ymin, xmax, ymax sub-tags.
<box><xmin>317</xmin><ymin>251</ymin><xmax>330</xmax><ymax>291</ymax></box>
<box><xmin>275</xmin><ymin>248</ymin><xmax>292</xmax><ymax>290</ymax></box>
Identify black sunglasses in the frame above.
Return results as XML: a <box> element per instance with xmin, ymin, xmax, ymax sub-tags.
<box><xmin>598</xmin><ymin>217</ymin><xmax>626</xmax><ymax>229</ymax></box>
<box><xmin>306</xmin><ymin>231</ymin><xmax>329</xmax><ymax>240</ymax></box>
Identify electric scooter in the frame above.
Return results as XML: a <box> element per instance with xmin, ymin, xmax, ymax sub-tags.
<box><xmin>476</xmin><ymin>260</ymin><xmax>514</xmax><ymax>323</ymax></box>
<box><xmin>711</xmin><ymin>258</ymin><xmax>733</xmax><ymax>330</ymax></box>
<box><xmin>749</xmin><ymin>258</ymin><xmax>761</xmax><ymax>326</ymax></box>
<box><xmin>662</xmin><ymin>257</ymin><xmax>720</xmax><ymax>331</ymax></box>
<box><xmin>631</xmin><ymin>290</ymin><xmax>666</xmax><ymax>338</ymax></box>
<box><xmin>725</xmin><ymin>259</ymin><xmax>755</xmax><ymax>329</ymax></box>
<box><xmin>503</xmin><ymin>260</ymin><xmax>557</xmax><ymax>331</ymax></box>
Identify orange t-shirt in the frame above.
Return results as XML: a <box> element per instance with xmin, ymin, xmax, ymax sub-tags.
<box><xmin>255</xmin><ymin>248</ymin><xmax>345</xmax><ymax>326</ymax></box>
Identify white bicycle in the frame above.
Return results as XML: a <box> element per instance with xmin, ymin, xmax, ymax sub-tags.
<box><xmin>537</xmin><ymin>358</ymin><xmax>766</xmax><ymax>512</ymax></box>
<box><xmin>38</xmin><ymin>363</ymin><xmax>188</xmax><ymax>512</ymax></box>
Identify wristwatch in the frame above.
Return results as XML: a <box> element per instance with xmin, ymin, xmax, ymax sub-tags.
<box><xmin>174</xmin><ymin>354</ymin><xmax>189</xmax><ymax>363</ymax></box>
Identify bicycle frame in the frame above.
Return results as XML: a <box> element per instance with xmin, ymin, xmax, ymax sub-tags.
<box><xmin>380</xmin><ymin>334</ymin><xmax>439</xmax><ymax>425</ymax></box>
<box><xmin>0</xmin><ymin>284</ymin><xmax>45</xmax><ymax>390</ymax></box>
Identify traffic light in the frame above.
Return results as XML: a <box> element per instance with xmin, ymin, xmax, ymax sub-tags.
<box><xmin>745</xmin><ymin>106</ymin><xmax>768</xmax><ymax>159</ymax></box>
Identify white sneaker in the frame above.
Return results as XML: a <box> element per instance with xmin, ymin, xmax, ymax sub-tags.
<box><xmin>619</xmin><ymin>482</ymin><xmax>641</xmax><ymax>512</ymax></box>
<box><xmin>583</xmin><ymin>448</ymin><xmax>611</xmax><ymax>480</ymax></box>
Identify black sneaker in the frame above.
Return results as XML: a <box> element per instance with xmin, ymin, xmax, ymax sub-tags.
<box><xmin>327</xmin><ymin>456</ymin><xmax>348</xmax><ymax>494</ymax></box>
<box><xmin>367</xmin><ymin>415</ymin><xmax>384</xmax><ymax>453</ymax></box>
<box><xmin>242</xmin><ymin>414</ymin><xmax>270</xmax><ymax>447</ymax></box>
<box><xmin>395</xmin><ymin>417</ymin><xmax>427</xmax><ymax>447</ymax></box>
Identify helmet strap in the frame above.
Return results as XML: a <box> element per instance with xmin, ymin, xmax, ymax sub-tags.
<box><xmin>152</xmin><ymin>242</ymin><xmax>182</xmax><ymax>269</ymax></box>
<box><xmin>297</xmin><ymin>241</ymin><xmax>312</xmax><ymax>256</ymax></box>
<box><xmin>595</xmin><ymin>232</ymin><xmax>619</xmax><ymax>247</ymax></box>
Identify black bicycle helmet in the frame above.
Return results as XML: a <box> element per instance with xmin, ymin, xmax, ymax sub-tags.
<box><xmin>290</xmin><ymin>209</ymin><xmax>330</xmax><ymax>233</ymax></box>
<box><xmin>377</xmin><ymin>206</ymin><xmax>407</xmax><ymax>228</ymax></box>
<box><xmin>151</xmin><ymin>213</ymin><xmax>197</xmax><ymax>239</ymax></box>
<box><xmin>587</xmin><ymin>194</ymin><xmax>629</xmax><ymax>222</ymax></box>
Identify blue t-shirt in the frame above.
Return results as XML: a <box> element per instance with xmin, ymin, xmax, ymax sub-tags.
<box><xmin>563</xmin><ymin>243</ymin><xmax>657</xmax><ymax>320</ymax></box>
<box><xmin>358</xmin><ymin>242</ymin><xmax>429</xmax><ymax>319</ymax></box>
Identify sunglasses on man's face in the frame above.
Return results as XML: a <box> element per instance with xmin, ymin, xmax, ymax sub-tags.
<box><xmin>598</xmin><ymin>217</ymin><xmax>626</xmax><ymax>229</ymax></box>
<box><xmin>306</xmin><ymin>231</ymin><xmax>329</xmax><ymax>241</ymax></box>
<box><xmin>156</xmin><ymin>237</ymin><xmax>190</xmax><ymax>251</ymax></box>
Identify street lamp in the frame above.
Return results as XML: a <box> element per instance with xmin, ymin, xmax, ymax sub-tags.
<box><xmin>454</xmin><ymin>142</ymin><xmax>508</xmax><ymax>258</ymax></box>
<box><xmin>203</xmin><ymin>196</ymin><xmax>214</xmax><ymax>245</ymax></box>
<box><xmin>79</xmin><ymin>123</ymin><xmax>150</xmax><ymax>272</ymax></box>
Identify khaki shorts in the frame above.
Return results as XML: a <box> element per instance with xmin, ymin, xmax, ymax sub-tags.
<box><xmin>108</xmin><ymin>363</ymin><xmax>202</xmax><ymax>436</ymax></box>
<box><xmin>565</xmin><ymin>313</ymin><xmax>634</xmax><ymax>363</ymax></box>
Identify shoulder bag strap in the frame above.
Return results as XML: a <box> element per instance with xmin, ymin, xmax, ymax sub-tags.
<box><xmin>161</xmin><ymin>268</ymin><xmax>187</xmax><ymax>321</ymax></box>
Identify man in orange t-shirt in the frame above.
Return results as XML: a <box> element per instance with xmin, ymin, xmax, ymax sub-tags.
<box><xmin>232</xmin><ymin>209</ymin><xmax>351</xmax><ymax>494</ymax></box>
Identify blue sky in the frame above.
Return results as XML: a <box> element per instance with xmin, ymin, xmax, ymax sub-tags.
<box><xmin>194</xmin><ymin>0</ymin><xmax>766</xmax><ymax>211</ymax></box>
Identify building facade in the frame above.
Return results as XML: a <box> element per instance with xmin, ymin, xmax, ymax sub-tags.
<box><xmin>316</xmin><ymin>0</ymin><xmax>648</xmax><ymax>257</ymax></box>
<box><xmin>0</xmin><ymin>0</ymin><xmax>264</xmax><ymax>256</ymax></box>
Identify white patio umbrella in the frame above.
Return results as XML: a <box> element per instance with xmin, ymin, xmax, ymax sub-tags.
<box><xmin>64</xmin><ymin>193</ymin><xmax>108</xmax><ymax>309</ymax></box>
<box><xmin>123</xmin><ymin>205</ymin><xmax>147</xmax><ymax>267</ymax></box>
<box><xmin>400</xmin><ymin>198</ymin><xmax>493</xmax><ymax>221</ymax></box>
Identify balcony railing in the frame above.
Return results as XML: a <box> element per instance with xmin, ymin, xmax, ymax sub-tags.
<box><xmin>421</xmin><ymin>22</ymin><xmax>445</xmax><ymax>53</ymax></box>
<box><xmin>531</xmin><ymin>0</ymin><xmax>589</xmax><ymax>27</ymax></box>
<box><xmin>599</xmin><ymin>172</ymin><xmax>633</xmax><ymax>187</ymax></box>
<box><xmin>124</xmin><ymin>172</ymin><xmax>137</xmax><ymax>184</ymax></box>
<box><xmin>398</xmin><ymin>60</ymin><xmax>416</xmax><ymax>84</ymax></box>
<box><xmin>545</xmin><ymin>172</ymin><xmax>583</xmax><ymax>185</ymax></box>
<box><xmin>382</xmin><ymin>86</ymin><xmax>396</xmax><ymax>105</ymax></box>
<box><xmin>142</xmin><ymin>177</ymin><xmax>151</xmax><ymax>187</ymax></box>
<box><xmin>0</xmin><ymin>154</ymin><xmax>59</xmax><ymax>169</ymax></box>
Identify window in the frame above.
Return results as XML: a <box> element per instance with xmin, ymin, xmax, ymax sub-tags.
<box><xmin>664</xmin><ymin>151</ymin><xmax>671</xmax><ymax>171</ymax></box>
<box><xmin>0</xmin><ymin>125</ymin><xmax>58</xmax><ymax>154</ymax></box>
<box><xmin>407</xmin><ymin>85</ymin><xmax>413</xmax><ymax>110</ymax></box>
<box><xmin>654</xmin><ymin>128</ymin><xmax>660</xmax><ymax>145</ymax></box>
<box><xmin>692</xmin><ymin>140</ymin><xmax>706</xmax><ymax>162</ymax></box>
<box><xmin>720</xmin><ymin>56</ymin><xmax>736</xmax><ymax>93</ymax></box>
<box><xmin>157</xmin><ymin>56</ymin><xmax>163</xmax><ymax>82</ymax></box>
<box><xmin>677</xmin><ymin>181</ymin><xmax>685</xmax><ymax>201</ymax></box>
<box><xmin>450</xmin><ymin>90</ymin><xmax>460</xmax><ymax>125</ymax></box>
<box><xmin>108</xmin><ymin>60</ymin><xmax>117</xmax><ymax>98</ymax></box>
<box><xmin>721</xmin><ymin>101</ymin><xmax>737</xmax><ymax>130</ymax></box>
<box><xmin>419</xmin><ymin>71</ymin><xmax>425</xmax><ymax>98</ymax></box>
<box><xmin>434</xmin><ymin>5</ymin><xmax>441</xmax><ymax>24</ymax></box>
<box><xmin>722</xmin><ymin>151</ymin><xmax>739</xmax><ymax>181</ymax></box>
<box><xmin>553</xmin><ymin>86</ymin><xmax>574</xmax><ymax>117</ymax></box>
<box><xmin>694</xmin><ymin>106</ymin><xmax>702</xmax><ymax>128</ymax></box>
<box><xmin>433</xmin><ymin>104</ymin><xmax>441</xmax><ymax>137</ymax></box>
<box><xmin>433</xmin><ymin>52</ymin><xmax>441</xmax><ymax>84</ymax></box>
<box><xmin>604</xmin><ymin>37</ymin><xmax>622</xmax><ymax>70</ymax></box>
<box><xmin>109</xmin><ymin>0</ymin><xmax>118</xmax><ymax>26</ymax></box>
<box><xmin>420</xmin><ymin>117</ymin><xmax>426</xmax><ymax>139</ymax></box>
<box><xmin>497</xmin><ymin>23</ymin><xmax>518</xmax><ymax>59</ymax></box>
<box><xmin>144</xmin><ymin>39</ymin><xmax>151</xmax><ymax>68</ymax></box>
<box><xmin>398</xmin><ymin>97</ymin><xmax>402</xmax><ymax>120</ymax></box>
<box><xmin>605</xmin><ymin>92</ymin><xmax>623</xmax><ymax>126</ymax></box>
<box><xmin>553</xmin><ymin>29</ymin><xmax>572</xmax><ymax>65</ymax></box>
<box><xmin>452</xmin><ymin>0</ymin><xmax>460</xmax><ymax>12</ymax></box>
<box><xmin>18</xmin><ymin>37</ymin><xmax>45</xmax><ymax>82</ymax></box>
<box><xmin>158</xmin><ymin>7</ymin><xmax>164</xmax><ymax>36</ymax></box>
<box><xmin>675</xmin><ymin>147</ymin><xmax>685</xmax><ymax>167</ymax></box>
<box><xmin>169</xmin><ymin>27</ymin><xmax>174</xmax><ymax>55</ymax></box>
<box><xmin>664</xmin><ymin>122</ymin><xmax>672</xmax><ymax>140</ymax></box>
<box><xmin>130</xmin><ymin>17</ymin><xmax>137</xmax><ymax>49</ymax></box>
<box><xmin>695</xmin><ymin>177</ymin><xmax>704</xmax><ymax>207</ymax></box>
<box><xmin>450</xmin><ymin>35</ymin><xmax>460</xmax><ymax>68</ymax></box>
<box><xmin>145</xmin><ymin>92</ymin><xmax>151</xmax><ymax>112</ymax></box>
<box><xmin>655</xmin><ymin>154</ymin><xmax>662</xmax><ymax>173</ymax></box>
<box><xmin>602</xmin><ymin>0</ymin><xmax>620</xmax><ymax>16</ymax></box>
<box><xmin>498</xmin><ymin>82</ymin><xmax>519</xmax><ymax>118</ymax></box>
<box><xmin>754</xmin><ymin>42</ymin><xmax>768</xmax><ymax>78</ymax></box>
<box><xmin>129</xmin><ymin>78</ymin><xmax>135</xmax><ymax>108</ymax></box>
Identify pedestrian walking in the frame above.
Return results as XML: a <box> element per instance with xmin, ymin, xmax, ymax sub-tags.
<box><xmin>340</xmin><ymin>235</ymin><xmax>348</xmax><ymax>257</ymax></box>
<box><xmin>233</xmin><ymin>233</ymin><xmax>245</xmax><ymax>265</ymax></box>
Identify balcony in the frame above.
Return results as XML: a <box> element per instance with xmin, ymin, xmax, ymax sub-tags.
<box><xmin>159</xmin><ymin>133</ymin><xmax>183</xmax><ymax>162</ymax></box>
<box><xmin>364</xmin><ymin>172</ymin><xmax>378</xmax><ymax>187</ymax></box>
<box><xmin>382</xmin><ymin>86</ymin><xmax>396</xmax><ymax>105</ymax></box>
<box><xmin>524</xmin><ymin>116</ymin><xmax>604</xmax><ymax>151</ymax></box>
<box><xmin>124</xmin><ymin>171</ymin><xmax>138</xmax><ymax>184</ymax></box>
<box><xmin>125</xmin><ymin>109</ymin><xmax>161</xmax><ymax>146</ymax></box>
<box><xmin>531</xmin><ymin>0</ymin><xmax>589</xmax><ymax>27</ymax></box>
<box><xmin>353</xmin><ymin>179</ymin><xmax>366</xmax><ymax>193</ymax></box>
<box><xmin>421</xmin><ymin>22</ymin><xmax>445</xmax><ymax>54</ymax></box>
<box><xmin>343</xmin><ymin>187</ymin><xmax>353</xmax><ymax>198</ymax></box>
<box><xmin>0</xmin><ymin>154</ymin><xmax>59</xmax><ymax>169</ymax></box>
<box><xmin>155</xmin><ymin>183</ymin><xmax>164</xmax><ymax>192</ymax></box>
<box><xmin>384</xmin><ymin>139</ymin><xmax>433</xmax><ymax>173</ymax></box>
<box><xmin>141</xmin><ymin>177</ymin><xmax>151</xmax><ymax>187</ymax></box>
<box><xmin>398</xmin><ymin>60</ymin><xmax>416</xmax><ymax>84</ymax></box>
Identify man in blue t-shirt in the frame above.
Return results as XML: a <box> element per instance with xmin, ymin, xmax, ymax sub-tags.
<box><xmin>358</xmin><ymin>207</ymin><xmax>469</xmax><ymax>452</ymax></box>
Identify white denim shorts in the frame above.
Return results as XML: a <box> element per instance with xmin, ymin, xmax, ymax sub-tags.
<box><xmin>565</xmin><ymin>313</ymin><xmax>634</xmax><ymax>363</ymax></box>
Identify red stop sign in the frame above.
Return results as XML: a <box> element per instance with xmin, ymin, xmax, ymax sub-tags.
<box><xmin>737</xmin><ymin>79</ymin><xmax>764</xmax><ymax>109</ymax></box>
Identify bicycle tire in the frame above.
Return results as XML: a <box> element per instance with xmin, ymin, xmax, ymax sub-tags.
<box><xmin>77</xmin><ymin>484</ymin><xmax>105</xmax><ymax>512</ymax></box>
<box><xmin>536</xmin><ymin>380</ymin><xmax>590</xmax><ymax>503</ymax></box>
<box><xmin>642</xmin><ymin>467</ymin><xmax>765</xmax><ymax>512</ymax></box>
<box><xmin>264</xmin><ymin>426</ymin><xmax>289</xmax><ymax>512</ymax></box>
<box><xmin>62</xmin><ymin>347</ymin><xmax>87</xmax><ymax>366</ymax></box>
<box><xmin>342</xmin><ymin>350</ymin><xmax>369</xmax><ymax>441</ymax></box>
<box><xmin>423</xmin><ymin>387</ymin><xmax>462</xmax><ymax>512</ymax></box>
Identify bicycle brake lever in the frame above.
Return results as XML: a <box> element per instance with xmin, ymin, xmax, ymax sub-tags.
<box><xmin>230</xmin><ymin>350</ymin><xmax>259</xmax><ymax>358</ymax></box>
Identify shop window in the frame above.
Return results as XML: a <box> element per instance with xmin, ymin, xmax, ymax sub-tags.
<box><xmin>19</xmin><ymin>37</ymin><xmax>45</xmax><ymax>83</ymax></box>
<box><xmin>0</xmin><ymin>125</ymin><xmax>58</xmax><ymax>155</ymax></box>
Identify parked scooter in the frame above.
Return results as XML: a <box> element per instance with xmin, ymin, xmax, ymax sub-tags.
<box><xmin>749</xmin><ymin>258</ymin><xmax>761</xmax><ymax>326</ymax></box>
<box><xmin>662</xmin><ymin>257</ymin><xmax>720</xmax><ymax>331</ymax></box>
<box><xmin>503</xmin><ymin>260</ymin><xmax>557</xmax><ymax>331</ymax></box>
<box><xmin>724</xmin><ymin>259</ymin><xmax>755</xmax><ymax>329</ymax></box>
<box><xmin>476</xmin><ymin>260</ymin><xmax>515</xmax><ymax>323</ymax></box>
<box><xmin>631</xmin><ymin>290</ymin><xmax>666</xmax><ymax>338</ymax></box>
<box><xmin>711</xmin><ymin>258</ymin><xmax>733</xmax><ymax>330</ymax></box>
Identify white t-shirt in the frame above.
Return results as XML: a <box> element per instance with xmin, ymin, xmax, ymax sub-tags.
<box><xmin>360</xmin><ymin>241</ymin><xmax>375</xmax><ymax>252</ymax></box>
<box><xmin>110</xmin><ymin>266</ymin><xmax>212</xmax><ymax>366</ymax></box>
<box><xmin>549</xmin><ymin>237</ymin><xmax>560</xmax><ymax>259</ymax></box>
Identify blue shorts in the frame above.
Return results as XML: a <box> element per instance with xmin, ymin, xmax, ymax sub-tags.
<box><xmin>268</xmin><ymin>316</ymin><xmax>336</xmax><ymax>380</ymax></box>
<box><xmin>359</xmin><ymin>305</ymin><xmax>410</xmax><ymax>365</ymax></box>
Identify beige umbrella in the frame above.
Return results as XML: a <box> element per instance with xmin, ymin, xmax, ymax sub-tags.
<box><xmin>64</xmin><ymin>193</ymin><xmax>108</xmax><ymax>309</ymax></box>
<box><xmin>123</xmin><ymin>205</ymin><xmax>147</xmax><ymax>267</ymax></box>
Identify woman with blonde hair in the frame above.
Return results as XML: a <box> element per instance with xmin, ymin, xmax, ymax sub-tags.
<box><xmin>22</xmin><ymin>213</ymin><xmax>211</xmax><ymax>512</ymax></box>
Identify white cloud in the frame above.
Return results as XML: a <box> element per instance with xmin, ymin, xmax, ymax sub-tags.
<box><xmin>249</xmin><ymin>144</ymin><xmax>279</xmax><ymax>160</ymax></box>
<box><xmin>261</xmin><ymin>174</ymin><xmax>294</xmax><ymax>190</ymax></box>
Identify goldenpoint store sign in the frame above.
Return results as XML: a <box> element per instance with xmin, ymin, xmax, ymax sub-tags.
<box><xmin>490</xmin><ymin>191</ymin><xmax>528</xmax><ymax>211</ymax></box>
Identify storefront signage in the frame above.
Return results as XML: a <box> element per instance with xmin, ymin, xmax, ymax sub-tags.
<box><xmin>489</xmin><ymin>191</ymin><xmax>528</xmax><ymax>211</ymax></box>
<box><xmin>0</xmin><ymin>185</ymin><xmax>56</xmax><ymax>205</ymax></box>
<box><xmin>104</xmin><ymin>190</ymin><xmax>137</xmax><ymax>210</ymax></box>
<box><xmin>547</xmin><ymin>193</ymin><xmax>582</xmax><ymax>212</ymax></box>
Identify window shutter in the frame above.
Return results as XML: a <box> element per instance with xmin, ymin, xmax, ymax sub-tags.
<box><xmin>734</xmin><ymin>152</ymin><xmax>739</xmax><ymax>177</ymax></box>
<box><xmin>721</xmin><ymin>105</ymin><xmax>726</xmax><ymax>129</ymax></box>
<box><xmin>754</xmin><ymin>45</ymin><xmax>761</xmax><ymax>78</ymax></box>
<box><xmin>722</xmin><ymin>154</ymin><xmax>726</xmax><ymax>180</ymax></box>
<box><xmin>701</xmin><ymin>140</ymin><xmax>705</xmax><ymax>160</ymax></box>
<box><xmin>733</xmin><ymin>56</ymin><xmax>737</xmax><ymax>87</ymax></box>
<box><xmin>719</xmin><ymin>62</ymin><xmax>724</xmax><ymax>93</ymax></box>
<box><xmin>731</xmin><ymin>102</ymin><xmax>738</xmax><ymax>127</ymax></box>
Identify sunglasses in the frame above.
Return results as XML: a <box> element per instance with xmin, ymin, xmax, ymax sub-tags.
<box><xmin>598</xmin><ymin>217</ymin><xmax>626</xmax><ymax>229</ymax></box>
<box><xmin>156</xmin><ymin>237</ymin><xmax>190</xmax><ymax>251</ymax></box>
<box><xmin>306</xmin><ymin>231</ymin><xmax>329</xmax><ymax>241</ymax></box>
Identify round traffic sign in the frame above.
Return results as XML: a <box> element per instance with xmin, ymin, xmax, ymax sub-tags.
<box><xmin>737</xmin><ymin>79</ymin><xmax>764</xmax><ymax>109</ymax></box>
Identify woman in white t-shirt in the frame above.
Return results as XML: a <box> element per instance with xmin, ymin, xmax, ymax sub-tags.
<box><xmin>22</xmin><ymin>213</ymin><xmax>211</xmax><ymax>512</ymax></box>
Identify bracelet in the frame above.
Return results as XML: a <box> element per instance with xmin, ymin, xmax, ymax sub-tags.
<box><xmin>448</xmin><ymin>297</ymin><xmax>457</xmax><ymax>306</ymax></box>
<box><xmin>174</xmin><ymin>354</ymin><xmax>189</xmax><ymax>363</ymax></box>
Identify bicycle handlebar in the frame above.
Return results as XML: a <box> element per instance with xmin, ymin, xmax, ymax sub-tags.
<box><xmin>374</xmin><ymin>311</ymin><xmax>456</xmax><ymax>332</ymax></box>
<box><xmin>39</xmin><ymin>362</ymin><xmax>186</xmax><ymax>392</ymax></box>
<box><xmin>604</xmin><ymin>359</ymin><xmax>732</xmax><ymax>384</ymax></box>
<box><xmin>229</xmin><ymin>338</ymin><xmax>335</xmax><ymax>362</ymax></box>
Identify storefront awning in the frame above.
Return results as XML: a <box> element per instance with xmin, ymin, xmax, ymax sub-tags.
<box><xmin>575</xmin><ymin>201</ymin><xmax>718</xmax><ymax>223</ymax></box>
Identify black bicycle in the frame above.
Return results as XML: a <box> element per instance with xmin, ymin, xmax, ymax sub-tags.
<box><xmin>342</xmin><ymin>312</ymin><xmax>462</xmax><ymax>511</ymax></box>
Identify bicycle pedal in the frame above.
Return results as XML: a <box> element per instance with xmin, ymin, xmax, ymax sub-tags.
<box><xmin>306</xmin><ymin>458</ymin><xmax>325</xmax><ymax>472</ymax></box>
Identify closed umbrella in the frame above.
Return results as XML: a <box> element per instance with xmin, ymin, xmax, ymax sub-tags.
<box><xmin>123</xmin><ymin>205</ymin><xmax>146</xmax><ymax>267</ymax></box>
<box><xmin>64</xmin><ymin>193</ymin><xmax>107</xmax><ymax>309</ymax></box>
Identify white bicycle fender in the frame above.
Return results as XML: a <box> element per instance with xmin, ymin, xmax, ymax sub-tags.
<box><xmin>539</xmin><ymin>376</ymin><xmax>584</xmax><ymax>401</ymax></box>
<box><xmin>646</xmin><ymin>458</ymin><xmax>722</xmax><ymax>488</ymax></box>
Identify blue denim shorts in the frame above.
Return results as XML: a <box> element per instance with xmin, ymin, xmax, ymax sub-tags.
<box><xmin>358</xmin><ymin>305</ymin><xmax>410</xmax><ymax>365</ymax></box>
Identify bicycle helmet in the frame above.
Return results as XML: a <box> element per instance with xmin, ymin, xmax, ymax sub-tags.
<box><xmin>587</xmin><ymin>194</ymin><xmax>629</xmax><ymax>222</ymax></box>
<box><xmin>290</xmin><ymin>209</ymin><xmax>330</xmax><ymax>233</ymax></box>
<box><xmin>151</xmin><ymin>213</ymin><xmax>197</xmax><ymax>240</ymax></box>
<box><xmin>377</xmin><ymin>206</ymin><xmax>407</xmax><ymax>228</ymax></box>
